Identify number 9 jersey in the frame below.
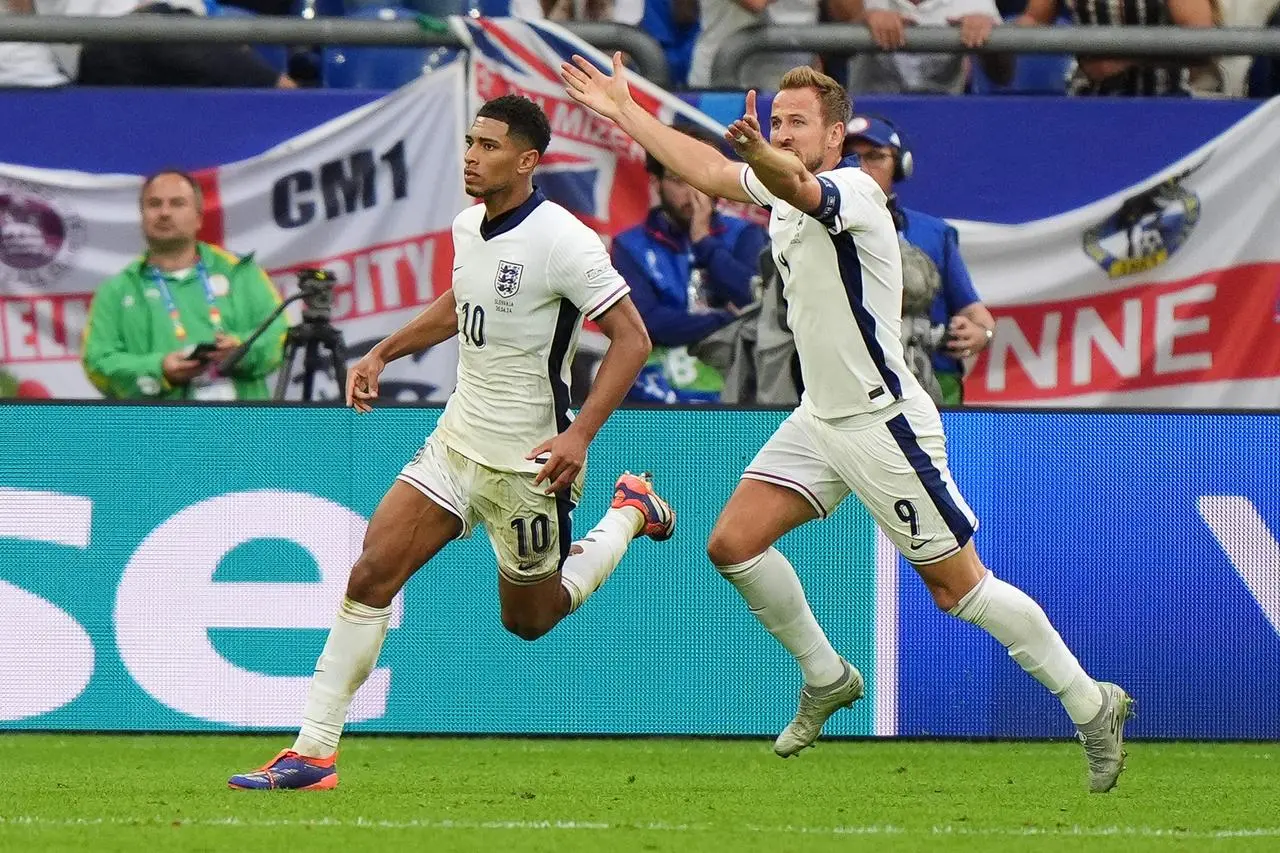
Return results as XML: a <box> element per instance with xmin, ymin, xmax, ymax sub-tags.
<box><xmin>433</xmin><ymin>189</ymin><xmax>630</xmax><ymax>475</ymax></box>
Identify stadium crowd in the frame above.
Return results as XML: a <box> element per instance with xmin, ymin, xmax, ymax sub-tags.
<box><xmin>2</xmin><ymin>0</ymin><xmax>1279</xmax><ymax>95</ymax></box>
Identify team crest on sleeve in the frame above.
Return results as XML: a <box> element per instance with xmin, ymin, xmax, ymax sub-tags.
<box><xmin>494</xmin><ymin>260</ymin><xmax>524</xmax><ymax>298</ymax></box>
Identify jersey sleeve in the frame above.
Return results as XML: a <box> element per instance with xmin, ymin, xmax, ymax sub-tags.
<box><xmin>811</xmin><ymin>167</ymin><xmax>888</xmax><ymax>235</ymax></box>
<box><xmin>739</xmin><ymin>164</ymin><xmax>776</xmax><ymax>209</ymax></box>
<box><xmin>549</xmin><ymin>226</ymin><xmax>631</xmax><ymax>320</ymax></box>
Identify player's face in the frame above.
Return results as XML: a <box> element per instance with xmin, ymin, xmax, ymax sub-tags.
<box><xmin>849</xmin><ymin>139</ymin><xmax>895</xmax><ymax>195</ymax></box>
<box><xmin>463</xmin><ymin>116</ymin><xmax>539</xmax><ymax>198</ymax></box>
<box><xmin>769</xmin><ymin>87</ymin><xmax>843</xmax><ymax>174</ymax></box>
<box><xmin>141</xmin><ymin>174</ymin><xmax>202</xmax><ymax>248</ymax></box>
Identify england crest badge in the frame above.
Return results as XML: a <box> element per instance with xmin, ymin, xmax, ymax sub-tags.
<box><xmin>494</xmin><ymin>260</ymin><xmax>523</xmax><ymax>298</ymax></box>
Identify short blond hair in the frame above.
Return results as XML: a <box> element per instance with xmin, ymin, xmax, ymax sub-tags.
<box><xmin>777</xmin><ymin>67</ymin><xmax>852</xmax><ymax>127</ymax></box>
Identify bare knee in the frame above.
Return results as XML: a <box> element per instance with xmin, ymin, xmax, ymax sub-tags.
<box><xmin>346</xmin><ymin>547</ymin><xmax>409</xmax><ymax>609</ymax></box>
<box><xmin>921</xmin><ymin>568</ymin><xmax>977</xmax><ymax>613</ymax></box>
<box><xmin>707</xmin><ymin>527</ymin><xmax>762</xmax><ymax>570</ymax></box>
<box><xmin>707</xmin><ymin>480</ymin><xmax>815</xmax><ymax>570</ymax></box>
<box><xmin>925</xmin><ymin>580</ymin><xmax>970</xmax><ymax>613</ymax></box>
<box><xmin>501</xmin><ymin>611</ymin><xmax>556</xmax><ymax>642</ymax></box>
<box><xmin>915</xmin><ymin>544</ymin><xmax>987</xmax><ymax>613</ymax></box>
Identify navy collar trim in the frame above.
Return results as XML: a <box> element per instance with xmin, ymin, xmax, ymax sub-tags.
<box><xmin>480</xmin><ymin>187</ymin><xmax>546</xmax><ymax>241</ymax></box>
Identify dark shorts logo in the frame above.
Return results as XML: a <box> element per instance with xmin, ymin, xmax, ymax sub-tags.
<box><xmin>494</xmin><ymin>260</ymin><xmax>523</xmax><ymax>298</ymax></box>
<box><xmin>0</xmin><ymin>182</ymin><xmax>86</xmax><ymax>286</ymax></box>
<box><xmin>1083</xmin><ymin>167</ymin><xmax>1201</xmax><ymax>279</ymax></box>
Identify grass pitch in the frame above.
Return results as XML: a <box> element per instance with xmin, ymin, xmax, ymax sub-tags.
<box><xmin>1</xmin><ymin>735</ymin><xmax>1277</xmax><ymax>852</ymax></box>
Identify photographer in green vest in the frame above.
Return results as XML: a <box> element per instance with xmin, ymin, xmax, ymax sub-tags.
<box><xmin>82</xmin><ymin>170</ymin><xmax>288</xmax><ymax>400</ymax></box>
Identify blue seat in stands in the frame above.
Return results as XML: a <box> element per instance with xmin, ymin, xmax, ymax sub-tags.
<box><xmin>206</xmin><ymin>4</ymin><xmax>290</xmax><ymax>73</ymax></box>
<box><xmin>323</xmin><ymin>6</ymin><xmax>459</xmax><ymax>88</ymax></box>
<box><xmin>292</xmin><ymin>0</ymin><xmax>347</xmax><ymax>17</ymax></box>
<box><xmin>969</xmin><ymin>52</ymin><xmax>1071</xmax><ymax>95</ymax></box>
<box><xmin>968</xmin><ymin>15</ymin><xmax>1072</xmax><ymax>95</ymax></box>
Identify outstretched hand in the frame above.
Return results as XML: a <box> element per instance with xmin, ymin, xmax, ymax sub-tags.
<box><xmin>725</xmin><ymin>90</ymin><xmax>769</xmax><ymax>162</ymax></box>
<box><xmin>561</xmin><ymin>51</ymin><xmax>634</xmax><ymax>121</ymax></box>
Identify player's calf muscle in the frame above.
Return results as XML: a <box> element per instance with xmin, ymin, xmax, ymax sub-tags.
<box><xmin>499</xmin><ymin>573</ymin><xmax>569</xmax><ymax>641</ymax></box>
<box><xmin>500</xmin><ymin>611</ymin><xmax>559</xmax><ymax>641</ymax></box>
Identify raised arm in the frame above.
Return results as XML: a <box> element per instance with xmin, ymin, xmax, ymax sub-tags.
<box><xmin>561</xmin><ymin>52</ymin><xmax>751</xmax><ymax>204</ymax></box>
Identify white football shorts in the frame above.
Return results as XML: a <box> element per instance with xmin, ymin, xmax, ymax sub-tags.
<box><xmin>396</xmin><ymin>431</ymin><xmax>585</xmax><ymax>584</ymax></box>
<box><xmin>743</xmin><ymin>393</ymin><xmax>978</xmax><ymax>565</ymax></box>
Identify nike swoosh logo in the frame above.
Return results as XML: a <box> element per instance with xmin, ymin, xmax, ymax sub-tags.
<box><xmin>909</xmin><ymin>538</ymin><xmax>935</xmax><ymax>550</ymax></box>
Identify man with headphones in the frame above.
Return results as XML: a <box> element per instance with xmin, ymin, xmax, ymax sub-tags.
<box><xmin>844</xmin><ymin>116</ymin><xmax>996</xmax><ymax>406</ymax></box>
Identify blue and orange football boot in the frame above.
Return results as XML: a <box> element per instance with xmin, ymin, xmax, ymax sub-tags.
<box><xmin>612</xmin><ymin>471</ymin><xmax>676</xmax><ymax>541</ymax></box>
<box><xmin>228</xmin><ymin>749</ymin><xmax>338</xmax><ymax>791</ymax></box>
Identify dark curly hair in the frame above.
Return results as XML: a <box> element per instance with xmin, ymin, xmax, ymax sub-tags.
<box><xmin>476</xmin><ymin>95</ymin><xmax>552</xmax><ymax>155</ymax></box>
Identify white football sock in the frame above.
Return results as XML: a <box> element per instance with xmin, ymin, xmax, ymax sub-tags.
<box><xmin>716</xmin><ymin>547</ymin><xmax>845</xmax><ymax>688</ymax></box>
<box><xmin>949</xmin><ymin>570</ymin><xmax>1104</xmax><ymax>724</ymax></box>
<box><xmin>292</xmin><ymin>596</ymin><xmax>392</xmax><ymax>758</ymax></box>
<box><xmin>560</xmin><ymin>507</ymin><xmax>642</xmax><ymax>613</ymax></box>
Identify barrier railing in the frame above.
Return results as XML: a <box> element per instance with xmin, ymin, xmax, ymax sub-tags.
<box><xmin>0</xmin><ymin>15</ymin><xmax>672</xmax><ymax>86</ymax></box>
<box><xmin>709</xmin><ymin>24</ymin><xmax>1280</xmax><ymax>87</ymax></box>
<box><xmin>3</xmin><ymin>17</ymin><xmax>1275</xmax><ymax>90</ymax></box>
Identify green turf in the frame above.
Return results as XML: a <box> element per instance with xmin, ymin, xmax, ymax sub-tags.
<box><xmin>1</xmin><ymin>735</ymin><xmax>1278</xmax><ymax>852</ymax></box>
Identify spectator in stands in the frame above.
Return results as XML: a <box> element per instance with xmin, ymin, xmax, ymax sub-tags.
<box><xmin>82</xmin><ymin>170</ymin><xmax>288</xmax><ymax>401</ymax></box>
<box><xmin>542</xmin><ymin>0</ymin><xmax>642</xmax><ymax>21</ymax></box>
<box><xmin>0</xmin><ymin>0</ymin><xmax>69</xmax><ymax>86</ymax></box>
<box><xmin>40</xmin><ymin>0</ymin><xmax>298</xmax><ymax>87</ymax></box>
<box><xmin>643</xmin><ymin>0</ymin><xmax>700</xmax><ymax>87</ymax></box>
<box><xmin>1209</xmin><ymin>0</ymin><xmax>1276</xmax><ymax>96</ymax></box>
<box><xmin>829</xmin><ymin>0</ymin><xmax>1012</xmax><ymax>92</ymax></box>
<box><xmin>845</xmin><ymin>116</ymin><xmax>995</xmax><ymax>405</ymax></box>
<box><xmin>611</xmin><ymin>128</ymin><xmax>768</xmax><ymax>402</ymax></box>
<box><xmin>1016</xmin><ymin>0</ymin><xmax>1217</xmax><ymax>95</ymax></box>
<box><xmin>688</xmin><ymin>0</ymin><xmax>819</xmax><ymax>88</ymax></box>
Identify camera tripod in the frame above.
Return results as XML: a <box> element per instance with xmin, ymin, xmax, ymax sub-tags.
<box><xmin>220</xmin><ymin>268</ymin><xmax>346</xmax><ymax>403</ymax></box>
<box><xmin>274</xmin><ymin>313</ymin><xmax>348</xmax><ymax>402</ymax></box>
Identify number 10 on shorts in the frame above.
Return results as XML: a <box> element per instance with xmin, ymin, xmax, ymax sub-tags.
<box><xmin>511</xmin><ymin>513</ymin><xmax>552</xmax><ymax>558</ymax></box>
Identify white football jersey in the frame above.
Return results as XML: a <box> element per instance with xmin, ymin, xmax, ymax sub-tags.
<box><xmin>739</xmin><ymin>163</ymin><xmax>922</xmax><ymax>418</ymax></box>
<box><xmin>434</xmin><ymin>191</ymin><xmax>630</xmax><ymax>474</ymax></box>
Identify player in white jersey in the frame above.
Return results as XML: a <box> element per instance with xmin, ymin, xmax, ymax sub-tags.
<box><xmin>563</xmin><ymin>58</ymin><xmax>1133</xmax><ymax>793</ymax></box>
<box><xmin>228</xmin><ymin>95</ymin><xmax>675</xmax><ymax>791</ymax></box>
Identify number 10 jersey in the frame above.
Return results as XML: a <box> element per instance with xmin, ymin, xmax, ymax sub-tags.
<box><xmin>434</xmin><ymin>190</ymin><xmax>630</xmax><ymax>475</ymax></box>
